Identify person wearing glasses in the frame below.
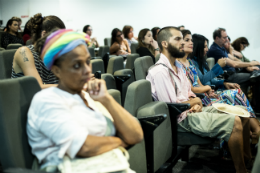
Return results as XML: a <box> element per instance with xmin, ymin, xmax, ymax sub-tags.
<box><xmin>83</xmin><ymin>25</ymin><xmax>99</xmax><ymax>48</ymax></box>
<box><xmin>207</xmin><ymin>28</ymin><xmax>260</xmax><ymax>114</ymax></box>
<box><xmin>109</xmin><ymin>28</ymin><xmax>130</xmax><ymax>56</ymax></box>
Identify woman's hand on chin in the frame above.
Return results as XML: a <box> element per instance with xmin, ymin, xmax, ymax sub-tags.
<box><xmin>85</xmin><ymin>79</ymin><xmax>110</xmax><ymax>102</ymax></box>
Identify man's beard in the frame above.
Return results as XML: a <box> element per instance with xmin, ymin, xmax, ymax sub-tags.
<box><xmin>167</xmin><ymin>43</ymin><xmax>185</xmax><ymax>58</ymax></box>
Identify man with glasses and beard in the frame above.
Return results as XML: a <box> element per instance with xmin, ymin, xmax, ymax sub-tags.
<box><xmin>146</xmin><ymin>26</ymin><xmax>252</xmax><ymax>173</ymax></box>
<box><xmin>208</xmin><ymin>28</ymin><xmax>260</xmax><ymax>114</ymax></box>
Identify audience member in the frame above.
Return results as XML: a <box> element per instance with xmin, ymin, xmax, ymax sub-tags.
<box><xmin>232</xmin><ymin>37</ymin><xmax>260</xmax><ymax>64</ymax></box>
<box><xmin>178</xmin><ymin>25</ymin><xmax>185</xmax><ymax>30</ymax></box>
<box><xmin>11</xmin><ymin>13</ymin><xmax>66</xmax><ymax>89</ymax></box>
<box><xmin>151</xmin><ymin>27</ymin><xmax>160</xmax><ymax>41</ymax></box>
<box><xmin>136</xmin><ymin>28</ymin><xmax>159</xmax><ymax>63</ymax></box>
<box><xmin>177</xmin><ymin>30</ymin><xmax>259</xmax><ymax>142</ymax></box>
<box><xmin>11</xmin><ymin>17</ymin><xmax>22</xmax><ymax>32</ymax></box>
<box><xmin>191</xmin><ymin>34</ymin><xmax>227</xmax><ymax>89</ymax></box>
<box><xmin>22</xmin><ymin>20</ymin><xmax>31</xmax><ymax>44</ymax></box>
<box><xmin>146</xmin><ymin>26</ymin><xmax>252</xmax><ymax>173</ymax></box>
<box><xmin>207</xmin><ymin>28</ymin><xmax>260</xmax><ymax>93</ymax></box>
<box><xmin>224</xmin><ymin>36</ymin><xmax>259</xmax><ymax>72</ymax></box>
<box><xmin>27</xmin><ymin>29</ymin><xmax>143</xmax><ymax>171</ymax></box>
<box><xmin>82</xmin><ymin>25</ymin><xmax>99</xmax><ymax>48</ymax></box>
<box><xmin>122</xmin><ymin>25</ymin><xmax>138</xmax><ymax>47</ymax></box>
<box><xmin>1</xmin><ymin>19</ymin><xmax>24</xmax><ymax>49</ymax></box>
<box><xmin>109</xmin><ymin>28</ymin><xmax>130</xmax><ymax>56</ymax></box>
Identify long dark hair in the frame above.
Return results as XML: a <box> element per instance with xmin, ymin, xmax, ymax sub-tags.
<box><xmin>27</xmin><ymin>13</ymin><xmax>65</xmax><ymax>44</ymax></box>
<box><xmin>151</xmin><ymin>27</ymin><xmax>160</xmax><ymax>40</ymax></box>
<box><xmin>111</xmin><ymin>28</ymin><xmax>122</xmax><ymax>45</ymax></box>
<box><xmin>6</xmin><ymin>19</ymin><xmax>21</xmax><ymax>38</ymax></box>
<box><xmin>22</xmin><ymin>21</ymin><xmax>31</xmax><ymax>36</ymax></box>
<box><xmin>137</xmin><ymin>28</ymin><xmax>154</xmax><ymax>56</ymax></box>
<box><xmin>190</xmin><ymin>34</ymin><xmax>210</xmax><ymax>74</ymax></box>
<box><xmin>122</xmin><ymin>25</ymin><xmax>132</xmax><ymax>39</ymax></box>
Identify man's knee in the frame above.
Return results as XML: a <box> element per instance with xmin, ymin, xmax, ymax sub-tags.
<box><xmin>233</xmin><ymin>116</ymin><xmax>243</xmax><ymax>133</ymax></box>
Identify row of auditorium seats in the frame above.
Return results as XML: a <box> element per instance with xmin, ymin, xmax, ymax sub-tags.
<box><xmin>0</xmin><ymin>45</ymin><xmax>216</xmax><ymax>172</ymax></box>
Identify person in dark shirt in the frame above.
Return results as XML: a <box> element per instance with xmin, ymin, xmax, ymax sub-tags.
<box><xmin>136</xmin><ymin>28</ymin><xmax>160</xmax><ymax>63</ymax></box>
<box><xmin>151</xmin><ymin>27</ymin><xmax>160</xmax><ymax>41</ymax></box>
<box><xmin>1</xmin><ymin>19</ymin><xmax>24</xmax><ymax>49</ymax></box>
<box><xmin>207</xmin><ymin>28</ymin><xmax>260</xmax><ymax>113</ymax></box>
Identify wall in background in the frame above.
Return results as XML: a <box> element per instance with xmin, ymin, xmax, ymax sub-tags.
<box><xmin>1</xmin><ymin>0</ymin><xmax>260</xmax><ymax>61</ymax></box>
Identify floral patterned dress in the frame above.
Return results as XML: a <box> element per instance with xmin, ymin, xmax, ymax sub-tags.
<box><xmin>179</xmin><ymin>58</ymin><xmax>256</xmax><ymax>118</ymax></box>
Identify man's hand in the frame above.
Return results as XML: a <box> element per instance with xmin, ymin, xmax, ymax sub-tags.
<box><xmin>189</xmin><ymin>104</ymin><xmax>202</xmax><ymax>113</ymax></box>
<box><xmin>207</xmin><ymin>89</ymin><xmax>218</xmax><ymax>98</ymax></box>
<box><xmin>246</xmin><ymin>66</ymin><xmax>260</xmax><ymax>72</ymax></box>
<box><xmin>250</xmin><ymin>61</ymin><xmax>260</xmax><ymax>66</ymax></box>
<box><xmin>223</xmin><ymin>82</ymin><xmax>240</xmax><ymax>89</ymax></box>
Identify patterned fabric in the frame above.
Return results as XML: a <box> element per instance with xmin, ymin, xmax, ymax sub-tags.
<box><xmin>179</xmin><ymin>58</ymin><xmax>256</xmax><ymax>118</ymax></box>
<box><xmin>1</xmin><ymin>32</ymin><xmax>24</xmax><ymax>49</ymax></box>
<box><xmin>41</xmin><ymin>29</ymin><xmax>88</xmax><ymax>70</ymax></box>
<box><xmin>11</xmin><ymin>45</ymin><xmax>59</xmax><ymax>84</ymax></box>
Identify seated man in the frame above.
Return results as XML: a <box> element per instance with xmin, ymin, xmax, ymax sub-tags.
<box><xmin>146</xmin><ymin>26</ymin><xmax>251</xmax><ymax>173</ymax></box>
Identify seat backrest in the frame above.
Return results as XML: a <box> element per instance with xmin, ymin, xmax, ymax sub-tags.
<box><xmin>206</xmin><ymin>57</ymin><xmax>215</xmax><ymax>70</ymax></box>
<box><xmin>0</xmin><ymin>77</ymin><xmax>41</xmax><ymax>169</ymax></box>
<box><xmin>0</xmin><ymin>47</ymin><xmax>5</xmax><ymax>51</ymax></box>
<box><xmin>107</xmin><ymin>89</ymin><xmax>121</xmax><ymax>105</ymax></box>
<box><xmin>155</xmin><ymin>53</ymin><xmax>160</xmax><ymax>62</ymax></box>
<box><xmin>101</xmin><ymin>73</ymin><xmax>117</xmax><ymax>90</ymax></box>
<box><xmin>6</xmin><ymin>44</ymin><xmax>23</xmax><ymax>50</ymax></box>
<box><xmin>0</xmin><ymin>49</ymin><xmax>17</xmax><ymax>79</ymax></box>
<box><xmin>107</xmin><ymin>56</ymin><xmax>124</xmax><ymax>74</ymax></box>
<box><xmin>26</xmin><ymin>39</ymin><xmax>32</xmax><ymax>45</ymax></box>
<box><xmin>130</xmin><ymin>42</ymin><xmax>138</xmax><ymax>54</ymax></box>
<box><xmin>124</xmin><ymin>80</ymin><xmax>153</xmax><ymax>117</ymax></box>
<box><xmin>0</xmin><ymin>31</ymin><xmax>4</xmax><ymax>43</ymax></box>
<box><xmin>125</xmin><ymin>53</ymin><xmax>140</xmax><ymax>70</ymax></box>
<box><xmin>88</xmin><ymin>47</ymin><xmax>95</xmax><ymax>58</ymax></box>
<box><xmin>91</xmin><ymin>59</ymin><xmax>105</xmax><ymax>74</ymax></box>
<box><xmin>98</xmin><ymin>46</ymin><xmax>110</xmax><ymax>58</ymax></box>
<box><xmin>134</xmin><ymin>56</ymin><xmax>154</xmax><ymax>80</ymax></box>
<box><xmin>104</xmin><ymin>38</ymin><xmax>111</xmax><ymax>47</ymax></box>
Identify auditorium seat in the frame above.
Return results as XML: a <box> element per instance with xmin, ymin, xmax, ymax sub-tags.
<box><xmin>0</xmin><ymin>47</ymin><xmax>5</xmax><ymax>51</ymax></box>
<box><xmin>88</xmin><ymin>47</ymin><xmax>95</xmax><ymax>58</ymax></box>
<box><xmin>0</xmin><ymin>49</ymin><xmax>16</xmax><ymax>79</ymax></box>
<box><xmin>0</xmin><ymin>77</ymin><xmax>44</xmax><ymax>172</ymax></box>
<box><xmin>104</xmin><ymin>38</ymin><xmax>111</xmax><ymax>47</ymax></box>
<box><xmin>130</xmin><ymin>42</ymin><xmax>138</xmax><ymax>53</ymax></box>
<box><xmin>134</xmin><ymin>56</ymin><xmax>154</xmax><ymax>80</ymax></box>
<box><xmin>26</xmin><ymin>39</ymin><xmax>32</xmax><ymax>45</ymax></box>
<box><xmin>91</xmin><ymin>59</ymin><xmax>105</xmax><ymax>74</ymax></box>
<box><xmin>6</xmin><ymin>44</ymin><xmax>22</xmax><ymax>50</ymax></box>
<box><xmin>101</xmin><ymin>73</ymin><xmax>117</xmax><ymax>90</ymax></box>
<box><xmin>206</xmin><ymin>57</ymin><xmax>215</xmax><ymax>70</ymax></box>
<box><xmin>98</xmin><ymin>46</ymin><xmax>110</xmax><ymax>58</ymax></box>
<box><xmin>124</xmin><ymin>80</ymin><xmax>172</xmax><ymax>172</ymax></box>
<box><xmin>125</xmin><ymin>53</ymin><xmax>140</xmax><ymax>71</ymax></box>
<box><xmin>107</xmin><ymin>56</ymin><xmax>124</xmax><ymax>75</ymax></box>
<box><xmin>107</xmin><ymin>89</ymin><xmax>121</xmax><ymax>105</ymax></box>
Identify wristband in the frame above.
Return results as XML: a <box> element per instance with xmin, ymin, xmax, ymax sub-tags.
<box><xmin>154</xmin><ymin>48</ymin><xmax>159</xmax><ymax>51</ymax></box>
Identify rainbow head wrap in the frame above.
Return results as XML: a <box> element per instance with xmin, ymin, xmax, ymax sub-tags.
<box><xmin>41</xmin><ymin>29</ymin><xmax>89</xmax><ymax>70</ymax></box>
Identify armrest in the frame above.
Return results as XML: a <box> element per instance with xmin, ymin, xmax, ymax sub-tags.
<box><xmin>114</xmin><ymin>74</ymin><xmax>131</xmax><ymax>92</ymax></box>
<box><xmin>94</xmin><ymin>71</ymin><xmax>101</xmax><ymax>79</ymax></box>
<box><xmin>195</xmin><ymin>93</ymin><xmax>205</xmax><ymax>99</ymax></box>
<box><xmin>210</xmin><ymin>85</ymin><xmax>216</xmax><ymax>90</ymax></box>
<box><xmin>166</xmin><ymin>103</ymin><xmax>190</xmax><ymax>115</ymax></box>
<box><xmin>4</xmin><ymin>168</ymin><xmax>51</xmax><ymax>173</ymax></box>
<box><xmin>138</xmin><ymin>114</ymin><xmax>167</xmax><ymax>138</ymax></box>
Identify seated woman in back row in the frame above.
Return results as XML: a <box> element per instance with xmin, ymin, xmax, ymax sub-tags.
<box><xmin>136</xmin><ymin>29</ymin><xmax>160</xmax><ymax>63</ymax></box>
<box><xmin>11</xmin><ymin>13</ymin><xmax>66</xmax><ymax>89</ymax></box>
<box><xmin>109</xmin><ymin>28</ymin><xmax>130</xmax><ymax>56</ymax></box>
<box><xmin>83</xmin><ymin>25</ymin><xmax>99</xmax><ymax>48</ymax></box>
<box><xmin>1</xmin><ymin>19</ymin><xmax>24</xmax><ymax>49</ymax></box>
<box><xmin>27</xmin><ymin>29</ymin><xmax>143</xmax><ymax>172</ymax></box>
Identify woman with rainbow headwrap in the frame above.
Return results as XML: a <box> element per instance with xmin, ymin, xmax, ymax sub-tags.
<box><xmin>27</xmin><ymin>29</ymin><xmax>143</xmax><ymax>172</ymax></box>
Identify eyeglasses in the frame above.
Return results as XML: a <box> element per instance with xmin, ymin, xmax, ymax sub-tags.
<box><xmin>116</xmin><ymin>33</ymin><xmax>122</xmax><ymax>37</ymax></box>
<box><xmin>243</xmin><ymin>44</ymin><xmax>247</xmax><ymax>48</ymax></box>
<box><xmin>87</xmin><ymin>29</ymin><xmax>92</xmax><ymax>31</ymax></box>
